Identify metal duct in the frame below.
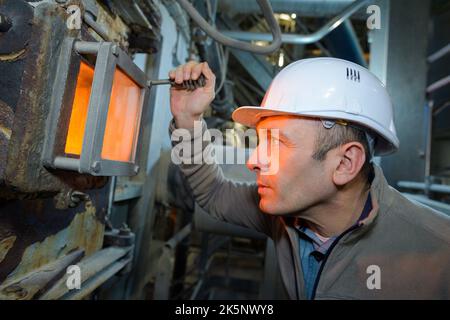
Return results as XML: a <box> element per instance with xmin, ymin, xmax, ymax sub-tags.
<box><xmin>322</xmin><ymin>19</ymin><xmax>367</xmax><ymax>67</ymax></box>
<box><xmin>221</xmin><ymin>0</ymin><xmax>368</xmax><ymax>66</ymax></box>
<box><xmin>218</xmin><ymin>0</ymin><xmax>367</xmax><ymax>19</ymax></box>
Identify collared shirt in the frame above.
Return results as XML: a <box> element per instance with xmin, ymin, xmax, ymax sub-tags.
<box><xmin>296</xmin><ymin>192</ymin><xmax>373</xmax><ymax>299</ymax></box>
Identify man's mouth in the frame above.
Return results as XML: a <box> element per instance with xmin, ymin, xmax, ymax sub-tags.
<box><xmin>257</xmin><ymin>180</ymin><xmax>269</xmax><ymax>188</ymax></box>
<box><xmin>257</xmin><ymin>180</ymin><xmax>270</xmax><ymax>194</ymax></box>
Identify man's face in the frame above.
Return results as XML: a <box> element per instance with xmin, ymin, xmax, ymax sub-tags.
<box><xmin>246</xmin><ymin>115</ymin><xmax>335</xmax><ymax>215</ymax></box>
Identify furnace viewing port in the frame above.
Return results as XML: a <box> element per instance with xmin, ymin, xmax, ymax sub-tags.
<box><xmin>42</xmin><ymin>39</ymin><xmax>149</xmax><ymax>176</ymax></box>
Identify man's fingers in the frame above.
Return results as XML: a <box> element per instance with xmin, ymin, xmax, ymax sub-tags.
<box><xmin>201</xmin><ymin>62</ymin><xmax>216</xmax><ymax>89</ymax></box>
<box><xmin>172</xmin><ymin>61</ymin><xmax>213</xmax><ymax>87</ymax></box>
<box><xmin>182</xmin><ymin>61</ymin><xmax>197</xmax><ymax>81</ymax></box>
<box><xmin>175</xmin><ymin>65</ymin><xmax>184</xmax><ymax>84</ymax></box>
<box><xmin>191</xmin><ymin>63</ymin><xmax>203</xmax><ymax>80</ymax></box>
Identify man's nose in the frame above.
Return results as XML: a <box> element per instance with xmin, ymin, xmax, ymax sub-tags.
<box><xmin>246</xmin><ymin>145</ymin><xmax>270</xmax><ymax>172</ymax></box>
<box><xmin>246</xmin><ymin>148</ymin><xmax>258</xmax><ymax>172</ymax></box>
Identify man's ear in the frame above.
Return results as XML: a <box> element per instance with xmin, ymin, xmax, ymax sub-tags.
<box><xmin>332</xmin><ymin>142</ymin><xmax>366</xmax><ymax>186</ymax></box>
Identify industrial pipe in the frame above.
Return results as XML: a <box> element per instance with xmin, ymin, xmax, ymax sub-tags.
<box><xmin>322</xmin><ymin>19</ymin><xmax>367</xmax><ymax>66</ymax></box>
<box><xmin>427</xmin><ymin>43</ymin><xmax>450</xmax><ymax>64</ymax></box>
<box><xmin>218</xmin><ymin>0</ymin><xmax>366</xmax><ymax>18</ymax></box>
<box><xmin>398</xmin><ymin>181</ymin><xmax>450</xmax><ymax>195</ymax></box>
<box><xmin>176</xmin><ymin>0</ymin><xmax>282</xmax><ymax>55</ymax></box>
<box><xmin>165</xmin><ymin>223</ymin><xmax>192</xmax><ymax>249</ymax></box>
<box><xmin>426</xmin><ymin>75</ymin><xmax>450</xmax><ymax>94</ymax></box>
<box><xmin>83</xmin><ymin>12</ymin><xmax>110</xmax><ymax>41</ymax></box>
<box><xmin>221</xmin><ymin>0</ymin><xmax>370</xmax><ymax>45</ymax></box>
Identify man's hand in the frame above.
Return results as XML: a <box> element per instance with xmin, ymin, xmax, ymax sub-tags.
<box><xmin>169</xmin><ymin>61</ymin><xmax>216</xmax><ymax>129</ymax></box>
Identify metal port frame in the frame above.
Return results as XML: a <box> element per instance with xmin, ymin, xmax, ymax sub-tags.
<box><xmin>42</xmin><ymin>39</ymin><xmax>149</xmax><ymax>176</ymax></box>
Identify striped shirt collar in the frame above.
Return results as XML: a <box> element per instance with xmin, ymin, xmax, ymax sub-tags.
<box><xmin>295</xmin><ymin>192</ymin><xmax>373</xmax><ymax>254</ymax></box>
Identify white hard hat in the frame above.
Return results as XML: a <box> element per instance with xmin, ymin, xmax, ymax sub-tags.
<box><xmin>232</xmin><ymin>57</ymin><xmax>399</xmax><ymax>156</ymax></box>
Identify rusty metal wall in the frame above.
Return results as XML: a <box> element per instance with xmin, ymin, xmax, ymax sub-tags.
<box><xmin>0</xmin><ymin>0</ymin><xmax>162</xmax><ymax>299</ymax></box>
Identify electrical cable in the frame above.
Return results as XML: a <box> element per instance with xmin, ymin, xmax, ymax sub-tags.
<box><xmin>176</xmin><ymin>0</ymin><xmax>282</xmax><ymax>55</ymax></box>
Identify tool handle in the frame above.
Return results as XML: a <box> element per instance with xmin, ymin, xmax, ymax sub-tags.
<box><xmin>149</xmin><ymin>74</ymin><xmax>206</xmax><ymax>91</ymax></box>
<box><xmin>170</xmin><ymin>74</ymin><xmax>206</xmax><ymax>91</ymax></box>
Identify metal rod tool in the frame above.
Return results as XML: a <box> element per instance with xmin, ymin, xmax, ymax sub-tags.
<box><xmin>149</xmin><ymin>74</ymin><xmax>206</xmax><ymax>91</ymax></box>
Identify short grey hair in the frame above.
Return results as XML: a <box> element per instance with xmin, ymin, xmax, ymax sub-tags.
<box><xmin>312</xmin><ymin>120</ymin><xmax>374</xmax><ymax>183</ymax></box>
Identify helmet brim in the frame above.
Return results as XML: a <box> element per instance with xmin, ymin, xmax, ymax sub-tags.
<box><xmin>232</xmin><ymin>106</ymin><xmax>399</xmax><ymax>156</ymax></box>
<box><xmin>232</xmin><ymin>106</ymin><xmax>360</xmax><ymax>128</ymax></box>
<box><xmin>232</xmin><ymin>106</ymin><xmax>305</xmax><ymax>128</ymax></box>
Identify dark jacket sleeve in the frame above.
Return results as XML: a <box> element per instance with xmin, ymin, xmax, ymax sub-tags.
<box><xmin>169</xmin><ymin>118</ymin><xmax>274</xmax><ymax>236</ymax></box>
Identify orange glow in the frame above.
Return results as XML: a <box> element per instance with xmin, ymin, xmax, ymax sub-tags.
<box><xmin>65</xmin><ymin>61</ymin><xmax>94</xmax><ymax>156</ymax></box>
<box><xmin>101</xmin><ymin>67</ymin><xmax>142</xmax><ymax>162</ymax></box>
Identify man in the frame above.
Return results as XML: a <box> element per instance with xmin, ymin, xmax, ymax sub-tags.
<box><xmin>168</xmin><ymin>58</ymin><xmax>450</xmax><ymax>299</ymax></box>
